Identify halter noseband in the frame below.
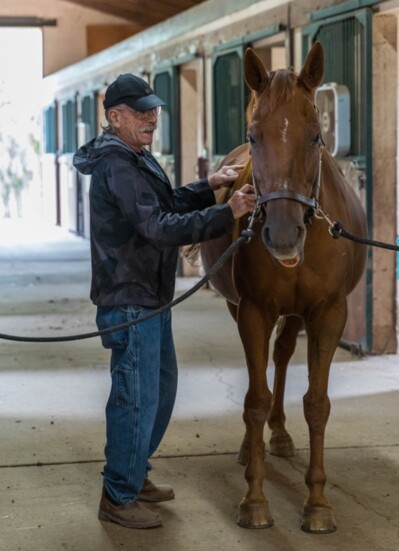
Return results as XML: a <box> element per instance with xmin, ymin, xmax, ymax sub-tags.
<box><xmin>252</xmin><ymin>143</ymin><xmax>324</xmax><ymax>211</ymax></box>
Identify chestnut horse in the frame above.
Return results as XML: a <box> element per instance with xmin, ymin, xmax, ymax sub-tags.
<box><xmin>201</xmin><ymin>42</ymin><xmax>367</xmax><ymax>532</ymax></box>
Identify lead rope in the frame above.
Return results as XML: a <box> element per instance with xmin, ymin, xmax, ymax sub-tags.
<box><xmin>0</xmin><ymin>216</ymin><xmax>256</xmax><ymax>343</ymax></box>
<box><xmin>315</xmin><ymin>209</ymin><xmax>399</xmax><ymax>252</ymax></box>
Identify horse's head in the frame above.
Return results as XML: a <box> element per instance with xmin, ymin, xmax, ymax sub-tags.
<box><xmin>245</xmin><ymin>42</ymin><xmax>324</xmax><ymax>268</ymax></box>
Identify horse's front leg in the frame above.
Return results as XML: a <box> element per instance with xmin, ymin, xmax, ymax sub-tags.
<box><xmin>301</xmin><ymin>299</ymin><xmax>347</xmax><ymax>533</ymax></box>
<box><xmin>236</xmin><ymin>297</ymin><xmax>276</xmax><ymax>529</ymax></box>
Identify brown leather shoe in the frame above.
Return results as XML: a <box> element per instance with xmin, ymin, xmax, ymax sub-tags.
<box><xmin>98</xmin><ymin>489</ymin><xmax>162</xmax><ymax>529</ymax></box>
<box><xmin>137</xmin><ymin>479</ymin><xmax>175</xmax><ymax>503</ymax></box>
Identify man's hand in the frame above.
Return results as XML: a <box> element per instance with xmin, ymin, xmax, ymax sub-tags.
<box><xmin>227</xmin><ymin>184</ymin><xmax>257</xmax><ymax>219</ymax></box>
<box><xmin>208</xmin><ymin>164</ymin><xmax>245</xmax><ymax>190</ymax></box>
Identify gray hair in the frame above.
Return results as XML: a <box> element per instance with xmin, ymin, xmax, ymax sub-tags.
<box><xmin>100</xmin><ymin>107</ymin><xmax>115</xmax><ymax>134</ymax></box>
<box><xmin>101</xmin><ymin>104</ymin><xmax>126</xmax><ymax>134</ymax></box>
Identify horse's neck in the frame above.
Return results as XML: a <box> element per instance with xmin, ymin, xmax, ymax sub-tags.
<box><xmin>320</xmin><ymin>152</ymin><xmax>351</xmax><ymax>208</ymax></box>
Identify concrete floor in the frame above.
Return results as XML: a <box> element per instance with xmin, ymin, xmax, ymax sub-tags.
<box><xmin>1</xmin><ymin>219</ymin><xmax>399</xmax><ymax>551</ymax></box>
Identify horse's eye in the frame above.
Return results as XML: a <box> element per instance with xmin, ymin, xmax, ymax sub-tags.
<box><xmin>248</xmin><ymin>135</ymin><xmax>256</xmax><ymax>146</ymax></box>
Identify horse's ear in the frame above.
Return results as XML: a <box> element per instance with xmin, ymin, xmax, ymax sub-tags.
<box><xmin>298</xmin><ymin>41</ymin><xmax>324</xmax><ymax>91</ymax></box>
<box><xmin>244</xmin><ymin>48</ymin><xmax>269</xmax><ymax>94</ymax></box>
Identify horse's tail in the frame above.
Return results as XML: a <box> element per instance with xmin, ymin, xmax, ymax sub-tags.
<box><xmin>182</xmin><ymin>243</ymin><xmax>200</xmax><ymax>263</ymax></box>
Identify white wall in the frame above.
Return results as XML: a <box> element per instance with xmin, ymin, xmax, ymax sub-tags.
<box><xmin>0</xmin><ymin>0</ymin><xmax>131</xmax><ymax>75</ymax></box>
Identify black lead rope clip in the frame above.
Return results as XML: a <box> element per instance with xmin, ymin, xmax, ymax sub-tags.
<box><xmin>329</xmin><ymin>220</ymin><xmax>343</xmax><ymax>240</ymax></box>
<box><xmin>241</xmin><ymin>228</ymin><xmax>254</xmax><ymax>243</ymax></box>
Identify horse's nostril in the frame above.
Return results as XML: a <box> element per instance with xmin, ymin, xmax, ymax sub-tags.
<box><xmin>262</xmin><ymin>225</ymin><xmax>270</xmax><ymax>244</ymax></box>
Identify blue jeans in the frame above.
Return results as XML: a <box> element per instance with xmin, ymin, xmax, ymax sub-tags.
<box><xmin>96</xmin><ymin>305</ymin><xmax>178</xmax><ymax>504</ymax></box>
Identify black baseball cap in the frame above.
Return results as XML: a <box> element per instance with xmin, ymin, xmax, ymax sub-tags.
<box><xmin>103</xmin><ymin>74</ymin><xmax>166</xmax><ymax>111</ymax></box>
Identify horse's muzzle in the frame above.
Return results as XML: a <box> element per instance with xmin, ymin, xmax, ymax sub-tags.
<box><xmin>261</xmin><ymin>222</ymin><xmax>306</xmax><ymax>269</ymax></box>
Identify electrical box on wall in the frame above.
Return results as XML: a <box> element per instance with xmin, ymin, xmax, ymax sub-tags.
<box><xmin>315</xmin><ymin>83</ymin><xmax>350</xmax><ymax>157</ymax></box>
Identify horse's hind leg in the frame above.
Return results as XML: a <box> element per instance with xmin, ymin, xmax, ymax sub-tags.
<box><xmin>227</xmin><ymin>300</ymin><xmax>260</xmax><ymax>467</ymax></box>
<box><xmin>226</xmin><ymin>300</ymin><xmax>238</xmax><ymax>321</ymax></box>
<box><xmin>268</xmin><ymin>315</ymin><xmax>303</xmax><ymax>457</ymax></box>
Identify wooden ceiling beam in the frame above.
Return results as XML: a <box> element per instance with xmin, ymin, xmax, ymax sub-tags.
<box><xmin>152</xmin><ymin>0</ymin><xmax>202</xmax><ymax>8</ymax></box>
<box><xmin>114</xmin><ymin>0</ymin><xmax>182</xmax><ymax>18</ymax></box>
<box><xmin>63</xmin><ymin>0</ymin><xmax>167</xmax><ymax>25</ymax></box>
<box><xmin>62</xmin><ymin>0</ymin><xmax>206</xmax><ymax>23</ymax></box>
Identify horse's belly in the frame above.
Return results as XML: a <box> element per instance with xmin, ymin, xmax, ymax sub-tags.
<box><xmin>200</xmin><ymin>233</ymin><xmax>239</xmax><ymax>305</ymax></box>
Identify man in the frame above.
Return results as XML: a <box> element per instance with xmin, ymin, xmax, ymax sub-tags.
<box><xmin>73</xmin><ymin>74</ymin><xmax>256</xmax><ymax>529</ymax></box>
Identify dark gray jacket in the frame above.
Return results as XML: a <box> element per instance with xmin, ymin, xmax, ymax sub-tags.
<box><xmin>73</xmin><ymin>133</ymin><xmax>234</xmax><ymax>307</ymax></box>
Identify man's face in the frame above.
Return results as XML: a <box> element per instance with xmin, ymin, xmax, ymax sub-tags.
<box><xmin>108</xmin><ymin>104</ymin><xmax>159</xmax><ymax>152</ymax></box>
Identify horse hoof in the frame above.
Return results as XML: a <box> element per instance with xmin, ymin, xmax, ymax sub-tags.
<box><xmin>237</xmin><ymin>501</ymin><xmax>274</xmax><ymax>529</ymax></box>
<box><xmin>269</xmin><ymin>433</ymin><xmax>296</xmax><ymax>457</ymax></box>
<box><xmin>301</xmin><ymin>506</ymin><xmax>337</xmax><ymax>533</ymax></box>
